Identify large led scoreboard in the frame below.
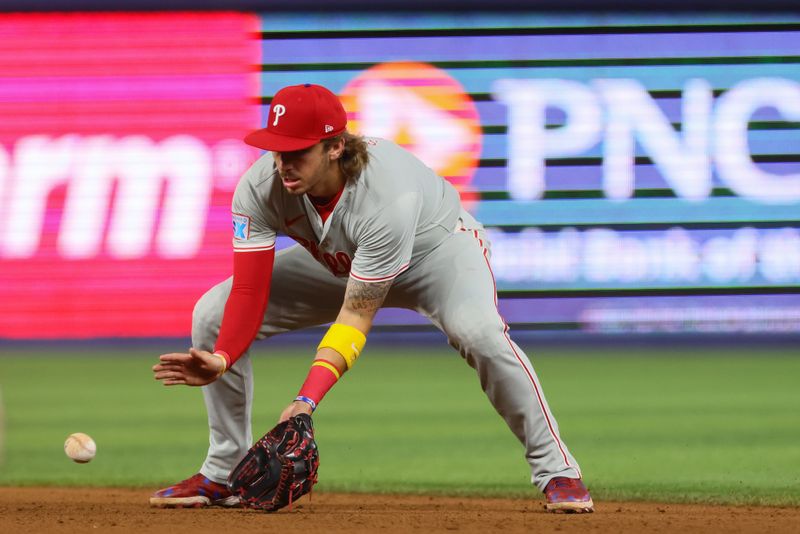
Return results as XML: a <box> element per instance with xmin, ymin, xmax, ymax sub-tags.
<box><xmin>0</xmin><ymin>12</ymin><xmax>798</xmax><ymax>338</ymax></box>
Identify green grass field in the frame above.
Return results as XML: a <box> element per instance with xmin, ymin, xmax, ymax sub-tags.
<box><xmin>0</xmin><ymin>344</ymin><xmax>798</xmax><ymax>506</ymax></box>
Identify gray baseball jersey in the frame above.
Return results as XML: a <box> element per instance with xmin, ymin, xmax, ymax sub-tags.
<box><xmin>231</xmin><ymin>137</ymin><xmax>461</xmax><ymax>282</ymax></box>
<box><xmin>192</xmin><ymin>137</ymin><xmax>584</xmax><ymax>493</ymax></box>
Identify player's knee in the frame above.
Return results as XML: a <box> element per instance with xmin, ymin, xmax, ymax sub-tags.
<box><xmin>191</xmin><ymin>285</ymin><xmax>227</xmax><ymax>342</ymax></box>
<box><xmin>192</xmin><ymin>293</ymin><xmax>218</xmax><ymax>328</ymax></box>
<box><xmin>445</xmin><ymin>308</ymin><xmax>507</xmax><ymax>354</ymax></box>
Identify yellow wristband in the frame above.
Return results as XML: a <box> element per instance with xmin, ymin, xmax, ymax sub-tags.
<box><xmin>317</xmin><ymin>323</ymin><xmax>366</xmax><ymax>369</ymax></box>
<box><xmin>211</xmin><ymin>352</ymin><xmax>228</xmax><ymax>378</ymax></box>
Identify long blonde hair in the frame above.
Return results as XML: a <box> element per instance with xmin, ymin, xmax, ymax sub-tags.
<box><xmin>324</xmin><ymin>131</ymin><xmax>369</xmax><ymax>181</ymax></box>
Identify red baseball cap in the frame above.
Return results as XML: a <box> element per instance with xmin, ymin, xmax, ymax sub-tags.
<box><xmin>244</xmin><ymin>84</ymin><xmax>348</xmax><ymax>152</ymax></box>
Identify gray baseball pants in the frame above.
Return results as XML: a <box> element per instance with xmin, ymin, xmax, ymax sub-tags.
<box><xmin>192</xmin><ymin>215</ymin><xmax>582</xmax><ymax>492</ymax></box>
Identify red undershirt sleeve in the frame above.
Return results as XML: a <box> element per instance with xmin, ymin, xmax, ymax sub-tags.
<box><xmin>213</xmin><ymin>248</ymin><xmax>275</xmax><ymax>367</ymax></box>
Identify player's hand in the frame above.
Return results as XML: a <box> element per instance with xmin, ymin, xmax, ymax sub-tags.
<box><xmin>152</xmin><ymin>348</ymin><xmax>224</xmax><ymax>386</ymax></box>
<box><xmin>278</xmin><ymin>400</ymin><xmax>313</xmax><ymax>423</ymax></box>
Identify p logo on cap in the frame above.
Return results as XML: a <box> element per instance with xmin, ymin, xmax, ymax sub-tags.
<box><xmin>272</xmin><ymin>104</ymin><xmax>286</xmax><ymax>126</ymax></box>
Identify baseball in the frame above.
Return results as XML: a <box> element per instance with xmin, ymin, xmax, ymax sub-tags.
<box><xmin>64</xmin><ymin>432</ymin><xmax>96</xmax><ymax>463</ymax></box>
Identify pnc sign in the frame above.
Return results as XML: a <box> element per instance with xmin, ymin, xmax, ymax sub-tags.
<box><xmin>493</xmin><ymin>77</ymin><xmax>800</xmax><ymax>204</ymax></box>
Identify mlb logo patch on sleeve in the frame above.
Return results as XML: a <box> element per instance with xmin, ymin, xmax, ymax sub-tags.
<box><xmin>232</xmin><ymin>213</ymin><xmax>250</xmax><ymax>240</ymax></box>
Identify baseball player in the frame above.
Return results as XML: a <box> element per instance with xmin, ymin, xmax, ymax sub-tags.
<box><xmin>150</xmin><ymin>83</ymin><xmax>593</xmax><ymax>513</ymax></box>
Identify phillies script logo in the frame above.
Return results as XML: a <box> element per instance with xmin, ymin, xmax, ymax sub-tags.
<box><xmin>340</xmin><ymin>62</ymin><xmax>482</xmax><ymax>206</ymax></box>
<box><xmin>290</xmin><ymin>234</ymin><xmax>352</xmax><ymax>276</ymax></box>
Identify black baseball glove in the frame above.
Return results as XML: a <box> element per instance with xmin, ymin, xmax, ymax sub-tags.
<box><xmin>227</xmin><ymin>413</ymin><xmax>319</xmax><ymax>512</ymax></box>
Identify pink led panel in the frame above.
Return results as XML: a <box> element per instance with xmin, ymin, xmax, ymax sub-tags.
<box><xmin>0</xmin><ymin>13</ymin><xmax>261</xmax><ymax>338</ymax></box>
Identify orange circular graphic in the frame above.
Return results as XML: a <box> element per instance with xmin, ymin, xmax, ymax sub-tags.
<box><xmin>341</xmin><ymin>62</ymin><xmax>482</xmax><ymax>206</ymax></box>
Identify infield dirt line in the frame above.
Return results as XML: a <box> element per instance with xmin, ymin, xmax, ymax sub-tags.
<box><xmin>1</xmin><ymin>487</ymin><xmax>798</xmax><ymax>534</ymax></box>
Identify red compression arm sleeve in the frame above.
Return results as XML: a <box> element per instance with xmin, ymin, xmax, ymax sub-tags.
<box><xmin>213</xmin><ymin>248</ymin><xmax>275</xmax><ymax>367</ymax></box>
<box><xmin>297</xmin><ymin>362</ymin><xmax>341</xmax><ymax>407</ymax></box>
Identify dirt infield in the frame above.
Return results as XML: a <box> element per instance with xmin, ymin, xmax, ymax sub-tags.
<box><xmin>1</xmin><ymin>487</ymin><xmax>798</xmax><ymax>534</ymax></box>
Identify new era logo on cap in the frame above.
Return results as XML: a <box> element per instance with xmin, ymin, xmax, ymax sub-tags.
<box><xmin>244</xmin><ymin>84</ymin><xmax>348</xmax><ymax>152</ymax></box>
